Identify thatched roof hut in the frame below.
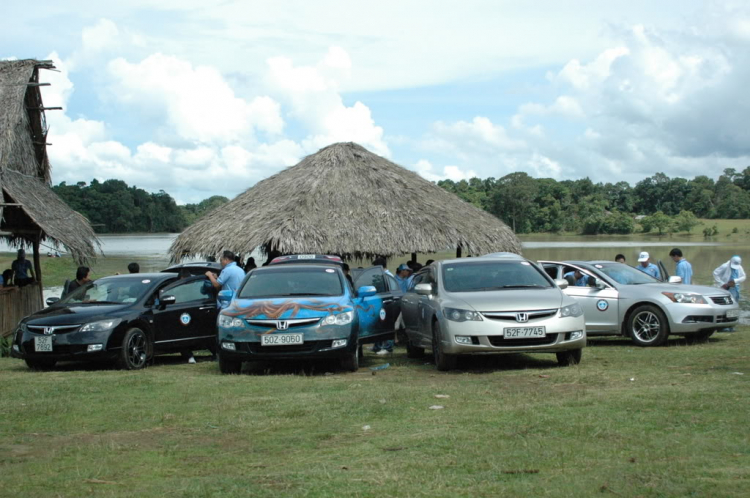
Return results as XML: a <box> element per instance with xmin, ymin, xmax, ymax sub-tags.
<box><xmin>170</xmin><ymin>142</ymin><xmax>521</xmax><ymax>261</ymax></box>
<box><xmin>0</xmin><ymin>59</ymin><xmax>98</xmax><ymax>265</ymax></box>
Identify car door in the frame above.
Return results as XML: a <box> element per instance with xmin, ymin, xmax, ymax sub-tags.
<box><xmin>352</xmin><ymin>267</ymin><xmax>388</xmax><ymax>340</ymax></box>
<box><xmin>559</xmin><ymin>264</ymin><xmax>620</xmax><ymax>333</ymax></box>
<box><xmin>657</xmin><ymin>261</ymin><xmax>670</xmax><ymax>282</ymax></box>
<box><xmin>152</xmin><ymin>276</ymin><xmax>217</xmax><ymax>351</ymax></box>
<box><xmin>400</xmin><ymin>272</ymin><xmax>424</xmax><ymax>332</ymax></box>
<box><xmin>383</xmin><ymin>274</ymin><xmax>404</xmax><ymax>331</ymax></box>
<box><xmin>415</xmin><ymin>268</ymin><xmax>439</xmax><ymax>340</ymax></box>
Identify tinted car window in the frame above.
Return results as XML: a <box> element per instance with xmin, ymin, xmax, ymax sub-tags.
<box><xmin>163</xmin><ymin>279</ymin><xmax>211</xmax><ymax>304</ymax></box>
<box><xmin>386</xmin><ymin>275</ymin><xmax>400</xmax><ymax>292</ymax></box>
<box><xmin>353</xmin><ymin>267</ymin><xmax>387</xmax><ymax>294</ymax></box>
<box><xmin>442</xmin><ymin>261</ymin><xmax>552</xmax><ymax>292</ymax></box>
<box><xmin>239</xmin><ymin>268</ymin><xmax>343</xmax><ymax>298</ymax></box>
<box><xmin>407</xmin><ymin>273</ymin><xmax>424</xmax><ymax>291</ymax></box>
<box><xmin>62</xmin><ymin>278</ymin><xmax>152</xmax><ymax>304</ymax></box>
<box><xmin>594</xmin><ymin>263</ymin><xmax>658</xmax><ymax>285</ymax></box>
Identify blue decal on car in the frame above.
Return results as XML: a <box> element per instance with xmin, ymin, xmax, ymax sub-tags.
<box><xmin>596</xmin><ymin>300</ymin><xmax>609</xmax><ymax>312</ymax></box>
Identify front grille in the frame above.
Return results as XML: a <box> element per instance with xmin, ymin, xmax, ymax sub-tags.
<box><xmin>243</xmin><ymin>340</ymin><xmax>332</xmax><ymax>354</ymax></box>
<box><xmin>26</xmin><ymin>325</ymin><xmax>82</xmax><ymax>334</ymax></box>
<box><xmin>487</xmin><ymin>334</ymin><xmax>558</xmax><ymax>347</ymax></box>
<box><xmin>245</xmin><ymin>318</ymin><xmax>320</xmax><ymax>329</ymax></box>
<box><xmin>482</xmin><ymin>309</ymin><xmax>558</xmax><ymax>322</ymax></box>
<box><xmin>710</xmin><ymin>296</ymin><xmax>733</xmax><ymax>305</ymax></box>
<box><xmin>717</xmin><ymin>315</ymin><xmax>739</xmax><ymax>324</ymax></box>
<box><xmin>682</xmin><ymin>315</ymin><xmax>714</xmax><ymax>324</ymax></box>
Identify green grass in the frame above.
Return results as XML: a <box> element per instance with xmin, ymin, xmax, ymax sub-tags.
<box><xmin>1</xmin><ymin>331</ymin><xmax>749</xmax><ymax>497</ymax></box>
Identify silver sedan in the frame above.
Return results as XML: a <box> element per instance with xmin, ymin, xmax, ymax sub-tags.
<box><xmin>540</xmin><ymin>260</ymin><xmax>739</xmax><ymax>346</ymax></box>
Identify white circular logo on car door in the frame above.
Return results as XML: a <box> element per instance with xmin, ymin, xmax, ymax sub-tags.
<box><xmin>379</xmin><ymin>309</ymin><xmax>386</xmax><ymax>321</ymax></box>
<box><xmin>596</xmin><ymin>300</ymin><xmax>609</xmax><ymax>312</ymax></box>
<box><xmin>180</xmin><ymin>313</ymin><xmax>192</xmax><ymax>325</ymax></box>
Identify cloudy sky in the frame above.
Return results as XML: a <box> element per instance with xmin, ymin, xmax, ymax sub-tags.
<box><xmin>3</xmin><ymin>1</ymin><xmax>749</xmax><ymax>203</ymax></box>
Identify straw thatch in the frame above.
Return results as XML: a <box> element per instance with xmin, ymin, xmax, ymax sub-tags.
<box><xmin>170</xmin><ymin>142</ymin><xmax>522</xmax><ymax>261</ymax></box>
<box><xmin>0</xmin><ymin>59</ymin><xmax>98</xmax><ymax>263</ymax></box>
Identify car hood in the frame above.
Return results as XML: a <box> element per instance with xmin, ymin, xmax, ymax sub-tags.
<box><xmin>223</xmin><ymin>295</ymin><xmax>354</xmax><ymax>319</ymax></box>
<box><xmin>621</xmin><ymin>283</ymin><xmax>729</xmax><ymax>297</ymax></box>
<box><xmin>446</xmin><ymin>287</ymin><xmax>564</xmax><ymax>312</ymax></box>
<box><xmin>23</xmin><ymin>304</ymin><xmax>129</xmax><ymax>326</ymax></box>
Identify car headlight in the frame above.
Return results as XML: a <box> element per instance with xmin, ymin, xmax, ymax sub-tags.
<box><xmin>322</xmin><ymin>312</ymin><xmax>353</xmax><ymax>326</ymax></box>
<box><xmin>560</xmin><ymin>303</ymin><xmax>583</xmax><ymax>318</ymax></box>
<box><xmin>662</xmin><ymin>292</ymin><xmax>707</xmax><ymax>304</ymax></box>
<box><xmin>218</xmin><ymin>314</ymin><xmax>244</xmax><ymax>328</ymax></box>
<box><xmin>80</xmin><ymin>318</ymin><xmax>122</xmax><ymax>332</ymax></box>
<box><xmin>444</xmin><ymin>308</ymin><xmax>483</xmax><ymax>322</ymax></box>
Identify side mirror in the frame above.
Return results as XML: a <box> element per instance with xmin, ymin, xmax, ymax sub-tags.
<box><xmin>589</xmin><ymin>277</ymin><xmax>606</xmax><ymax>289</ymax></box>
<box><xmin>415</xmin><ymin>283</ymin><xmax>433</xmax><ymax>296</ymax></box>
<box><xmin>668</xmin><ymin>276</ymin><xmax>682</xmax><ymax>284</ymax></box>
<box><xmin>45</xmin><ymin>297</ymin><xmax>60</xmax><ymax>306</ymax></box>
<box><xmin>554</xmin><ymin>279</ymin><xmax>568</xmax><ymax>290</ymax></box>
<box><xmin>161</xmin><ymin>295</ymin><xmax>177</xmax><ymax>306</ymax></box>
<box><xmin>357</xmin><ymin>285</ymin><xmax>377</xmax><ymax>298</ymax></box>
<box><xmin>218</xmin><ymin>290</ymin><xmax>234</xmax><ymax>303</ymax></box>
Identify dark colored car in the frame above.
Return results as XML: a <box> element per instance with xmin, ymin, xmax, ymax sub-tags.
<box><xmin>10</xmin><ymin>273</ymin><xmax>219</xmax><ymax>370</ymax></box>
<box><xmin>269</xmin><ymin>254</ymin><xmax>346</xmax><ymax>267</ymax></box>
<box><xmin>163</xmin><ymin>261</ymin><xmax>222</xmax><ymax>276</ymax></box>
<box><xmin>215</xmin><ymin>261</ymin><xmax>402</xmax><ymax>373</ymax></box>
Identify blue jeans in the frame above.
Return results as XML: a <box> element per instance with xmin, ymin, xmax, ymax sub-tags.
<box><xmin>372</xmin><ymin>340</ymin><xmax>394</xmax><ymax>352</ymax></box>
<box><xmin>729</xmin><ymin>286</ymin><xmax>740</xmax><ymax>302</ymax></box>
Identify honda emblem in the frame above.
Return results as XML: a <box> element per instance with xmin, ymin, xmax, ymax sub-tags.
<box><xmin>515</xmin><ymin>313</ymin><xmax>529</xmax><ymax>323</ymax></box>
<box><xmin>44</xmin><ymin>327</ymin><xmax>55</xmax><ymax>335</ymax></box>
<box><xmin>276</xmin><ymin>321</ymin><xmax>289</xmax><ymax>331</ymax></box>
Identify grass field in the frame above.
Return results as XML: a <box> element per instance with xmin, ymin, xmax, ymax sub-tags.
<box><xmin>1</xmin><ymin>330</ymin><xmax>749</xmax><ymax>497</ymax></box>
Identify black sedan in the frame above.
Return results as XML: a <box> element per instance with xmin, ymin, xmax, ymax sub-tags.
<box><xmin>10</xmin><ymin>273</ymin><xmax>219</xmax><ymax>370</ymax></box>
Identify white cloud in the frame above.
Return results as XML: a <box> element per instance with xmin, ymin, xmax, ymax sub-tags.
<box><xmin>413</xmin><ymin>159</ymin><xmax>477</xmax><ymax>183</ymax></box>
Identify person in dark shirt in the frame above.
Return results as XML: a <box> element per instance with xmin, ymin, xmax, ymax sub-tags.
<box><xmin>244</xmin><ymin>257</ymin><xmax>257</xmax><ymax>273</ymax></box>
<box><xmin>11</xmin><ymin>249</ymin><xmax>34</xmax><ymax>287</ymax></box>
<box><xmin>66</xmin><ymin>266</ymin><xmax>92</xmax><ymax>296</ymax></box>
<box><xmin>342</xmin><ymin>263</ymin><xmax>354</xmax><ymax>288</ymax></box>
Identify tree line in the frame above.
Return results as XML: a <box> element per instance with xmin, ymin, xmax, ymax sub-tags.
<box><xmin>53</xmin><ymin>180</ymin><xmax>228</xmax><ymax>233</ymax></box>
<box><xmin>438</xmin><ymin>168</ymin><xmax>749</xmax><ymax>234</ymax></box>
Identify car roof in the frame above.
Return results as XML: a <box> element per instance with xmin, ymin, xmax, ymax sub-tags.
<box><xmin>97</xmin><ymin>272</ymin><xmax>177</xmax><ymax>282</ymax></box>
<box><xmin>436</xmin><ymin>254</ymin><xmax>528</xmax><ymax>266</ymax></box>
<box><xmin>269</xmin><ymin>254</ymin><xmax>344</xmax><ymax>266</ymax></box>
<box><xmin>163</xmin><ymin>262</ymin><xmax>222</xmax><ymax>272</ymax></box>
<box><xmin>254</xmin><ymin>263</ymin><xmax>342</xmax><ymax>272</ymax></box>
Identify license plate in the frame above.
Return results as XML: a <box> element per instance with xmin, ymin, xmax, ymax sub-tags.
<box><xmin>260</xmin><ymin>333</ymin><xmax>304</xmax><ymax>346</ymax></box>
<box><xmin>34</xmin><ymin>336</ymin><xmax>53</xmax><ymax>352</ymax></box>
<box><xmin>726</xmin><ymin>309</ymin><xmax>740</xmax><ymax>318</ymax></box>
<box><xmin>503</xmin><ymin>326</ymin><xmax>546</xmax><ymax>339</ymax></box>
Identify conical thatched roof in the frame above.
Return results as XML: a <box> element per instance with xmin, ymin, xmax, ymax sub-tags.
<box><xmin>170</xmin><ymin>142</ymin><xmax>521</xmax><ymax>261</ymax></box>
<box><xmin>0</xmin><ymin>59</ymin><xmax>98</xmax><ymax>263</ymax></box>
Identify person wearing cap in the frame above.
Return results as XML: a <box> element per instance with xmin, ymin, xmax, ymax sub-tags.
<box><xmin>636</xmin><ymin>252</ymin><xmax>661</xmax><ymax>279</ymax></box>
<box><xmin>395</xmin><ymin>263</ymin><xmax>414</xmax><ymax>293</ymax></box>
<box><xmin>669</xmin><ymin>248</ymin><xmax>693</xmax><ymax>284</ymax></box>
<box><xmin>713</xmin><ymin>256</ymin><xmax>745</xmax><ymax>302</ymax></box>
<box><xmin>11</xmin><ymin>249</ymin><xmax>35</xmax><ymax>287</ymax></box>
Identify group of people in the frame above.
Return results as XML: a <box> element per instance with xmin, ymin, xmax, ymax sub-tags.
<box><xmin>0</xmin><ymin>249</ymin><xmax>35</xmax><ymax>292</ymax></box>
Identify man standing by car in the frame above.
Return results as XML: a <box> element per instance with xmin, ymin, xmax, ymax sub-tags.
<box><xmin>206</xmin><ymin>251</ymin><xmax>245</xmax><ymax>309</ymax></box>
<box><xmin>669</xmin><ymin>248</ymin><xmax>693</xmax><ymax>284</ymax></box>
<box><xmin>65</xmin><ymin>267</ymin><xmax>91</xmax><ymax>296</ymax></box>
<box><xmin>395</xmin><ymin>264</ymin><xmax>413</xmax><ymax>293</ymax></box>
<box><xmin>636</xmin><ymin>252</ymin><xmax>661</xmax><ymax>279</ymax></box>
<box><xmin>714</xmin><ymin>256</ymin><xmax>745</xmax><ymax>303</ymax></box>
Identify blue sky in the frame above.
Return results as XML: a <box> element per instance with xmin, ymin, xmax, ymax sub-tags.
<box><xmin>3</xmin><ymin>0</ymin><xmax>749</xmax><ymax>203</ymax></box>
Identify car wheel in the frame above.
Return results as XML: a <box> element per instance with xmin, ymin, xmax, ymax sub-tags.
<box><xmin>340</xmin><ymin>339</ymin><xmax>360</xmax><ymax>372</ymax></box>
<box><xmin>628</xmin><ymin>305</ymin><xmax>670</xmax><ymax>347</ymax></box>
<box><xmin>117</xmin><ymin>328</ymin><xmax>149</xmax><ymax>370</ymax></box>
<box><xmin>432</xmin><ymin>321</ymin><xmax>457</xmax><ymax>371</ymax></box>
<box><xmin>406</xmin><ymin>336</ymin><xmax>425</xmax><ymax>358</ymax></box>
<box><xmin>25</xmin><ymin>358</ymin><xmax>56</xmax><ymax>371</ymax></box>
<box><xmin>556</xmin><ymin>348</ymin><xmax>582</xmax><ymax>366</ymax></box>
<box><xmin>218</xmin><ymin>353</ymin><xmax>242</xmax><ymax>374</ymax></box>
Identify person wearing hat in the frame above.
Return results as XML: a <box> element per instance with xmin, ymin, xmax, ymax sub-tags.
<box><xmin>395</xmin><ymin>263</ymin><xmax>414</xmax><ymax>293</ymax></box>
<box><xmin>636</xmin><ymin>252</ymin><xmax>661</xmax><ymax>279</ymax></box>
<box><xmin>713</xmin><ymin>256</ymin><xmax>745</xmax><ymax>302</ymax></box>
<box><xmin>11</xmin><ymin>249</ymin><xmax>35</xmax><ymax>287</ymax></box>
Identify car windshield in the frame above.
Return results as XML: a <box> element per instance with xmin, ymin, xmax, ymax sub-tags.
<box><xmin>60</xmin><ymin>278</ymin><xmax>154</xmax><ymax>305</ymax></box>
<box><xmin>238</xmin><ymin>267</ymin><xmax>343</xmax><ymax>299</ymax></box>
<box><xmin>442</xmin><ymin>261</ymin><xmax>552</xmax><ymax>292</ymax></box>
<box><xmin>593</xmin><ymin>263</ymin><xmax>659</xmax><ymax>285</ymax></box>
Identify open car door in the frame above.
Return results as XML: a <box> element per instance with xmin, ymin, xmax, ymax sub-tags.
<box><xmin>352</xmin><ymin>267</ymin><xmax>393</xmax><ymax>343</ymax></box>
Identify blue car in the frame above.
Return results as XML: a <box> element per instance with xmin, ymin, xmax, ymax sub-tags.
<box><xmin>216</xmin><ymin>259</ymin><xmax>402</xmax><ymax>373</ymax></box>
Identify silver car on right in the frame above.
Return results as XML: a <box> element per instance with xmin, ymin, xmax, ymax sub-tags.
<box><xmin>540</xmin><ymin>260</ymin><xmax>740</xmax><ymax>346</ymax></box>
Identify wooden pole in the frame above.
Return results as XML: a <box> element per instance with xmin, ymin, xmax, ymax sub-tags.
<box><xmin>32</xmin><ymin>235</ymin><xmax>43</xmax><ymax>303</ymax></box>
<box><xmin>456</xmin><ymin>246</ymin><xmax>462</xmax><ymax>258</ymax></box>
<box><xmin>411</xmin><ymin>252</ymin><xmax>417</xmax><ymax>263</ymax></box>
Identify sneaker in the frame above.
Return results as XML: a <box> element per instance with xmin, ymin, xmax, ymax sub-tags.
<box><xmin>376</xmin><ymin>350</ymin><xmax>390</xmax><ymax>356</ymax></box>
<box><xmin>188</xmin><ymin>357</ymin><xmax>197</xmax><ymax>364</ymax></box>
